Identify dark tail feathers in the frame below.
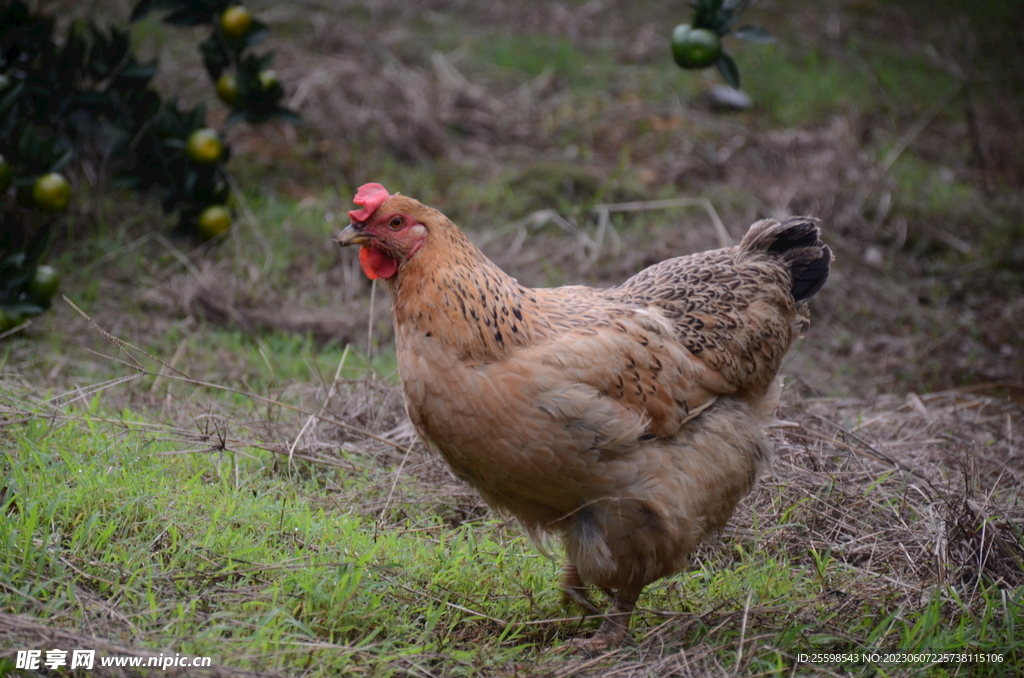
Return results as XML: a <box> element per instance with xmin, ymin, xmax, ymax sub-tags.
<box><xmin>740</xmin><ymin>216</ymin><xmax>833</xmax><ymax>302</ymax></box>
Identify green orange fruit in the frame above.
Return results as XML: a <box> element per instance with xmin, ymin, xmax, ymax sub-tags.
<box><xmin>671</xmin><ymin>24</ymin><xmax>722</xmax><ymax>69</ymax></box>
<box><xmin>28</xmin><ymin>265</ymin><xmax>60</xmax><ymax>303</ymax></box>
<box><xmin>32</xmin><ymin>173</ymin><xmax>71</xmax><ymax>212</ymax></box>
<box><xmin>216</xmin><ymin>73</ymin><xmax>239</xmax><ymax>105</ymax></box>
<box><xmin>197</xmin><ymin>205</ymin><xmax>232</xmax><ymax>238</ymax></box>
<box><xmin>0</xmin><ymin>308</ymin><xmax>25</xmax><ymax>332</ymax></box>
<box><xmin>258</xmin><ymin>70</ymin><xmax>278</xmax><ymax>90</ymax></box>
<box><xmin>186</xmin><ymin>128</ymin><xmax>223</xmax><ymax>165</ymax></box>
<box><xmin>220</xmin><ymin>6</ymin><xmax>253</xmax><ymax>41</ymax></box>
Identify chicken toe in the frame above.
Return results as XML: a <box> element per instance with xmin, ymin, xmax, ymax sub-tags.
<box><xmin>567</xmin><ymin>589</ymin><xmax>639</xmax><ymax>652</ymax></box>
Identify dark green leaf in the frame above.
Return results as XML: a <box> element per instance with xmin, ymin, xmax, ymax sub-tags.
<box><xmin>1</xmin><ymin>253</ymin><xmax>27</xmax><ymax>273</ymax></box>
<box><xmin>270</xmin><ymin>109</ymin><xmax>302</xmax><ymax>125</ymax></box>
<box><xmin>691</xmin><ymin>0</ymin><xmax>724</xmax><ymax>30</ymax></box>
<box><xmin>184</xmin><ymin>167</ymin><xmax>197</xmax><ymax>197</ymax></box>
<box><xmin>74</xmin><ymin>91</ymin><xmax>110</xmax><ymax>108</ymax></box>
<box><xmin>186</xmin><ymin>102</ymin><xmax>207</xmax><ymax>131</ymax></box>
<box><xmin>107</xmin><ymin>28</ymin><xmax>131</xmax><ymax>66</ymax></box>
<box><xmin>199</xmin><ymin>34</ymin><xmax>230</xmax><ymax>80</ymax></box>
<box><xmin>0</xmin><ymin>81</ymin><xmax>26</xmax><ymax>115</ymax></box>
<box><xmin>224</xmin><ymin>110</ymin><xmax>247</xmax><ymax>127</ymax></box>
<box><xmin>256</xmin><ymin>52</ymin><xmax>275</xmax><ymax>70</ymax></box>
<box><xmin>23</xmin><ymin>224</ymin><xmax>52</xmax><ymax>270</ymax></box>
<box><xmin>164</xmin><ymin>7</ymin><xmax>215</xmax><ymax>25</ymax></box>
<box><xmin>17</xmin><ymin>127</ymin><xmax>40</xmax><ymax>161</ymax></box>
<box><xmin>4</xmin><ymin>302</ymin><xmax>46</xmax><ymax>318</ymax></box>
<box><xmin>243</xmin><ymin>21</ymin><xmax>268</xmax><ymax>49</ymax></box>
<box><xmin>48</xmin><ymin>147</ymin><xmax>73</xmax><ymax>172</ymax></box>
<box><xmin>718</xmin><ymin>13</ymin><xmax>740</xmax><ymax>34</ymax></box>
<box><xmin>121</xmin><ymin>59</ymin><xmax>159</xmax><ymax>82</ymax></box>
<box><xmin>130</xmin><ymin>0</ymin><xmax>159</xmax><ymax>21</ymax></box>
<box><xmin>716</xmin><ymin>52</ymin><xmax>740</xmax><ymax>89</ymax></box>
<box><xmin>112</xmin><ymin>174</ymin><xmax>144</xmax><ymax>189</ymax></box>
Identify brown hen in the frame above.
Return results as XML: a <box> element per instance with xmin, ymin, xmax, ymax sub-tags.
<box><xmin>337</xmin><ymin>183</ymin><xmax>832</xmax><ymax>650</ymax></box>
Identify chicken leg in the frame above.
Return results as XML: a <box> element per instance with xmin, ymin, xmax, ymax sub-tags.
<box><xmin>561</xmin><ymin>561</ymin><xmax>601</xmax><ymax>615</ymax></box>
<box><xmin>568</xmin><ymin>587</ymin><xmax>641</xmax><ymax>651</ymax></box>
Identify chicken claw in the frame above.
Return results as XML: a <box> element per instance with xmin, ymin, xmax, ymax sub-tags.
<box><xmin>566</xmin><ymin>592</ymin><xmax>638</xmax><ymax>652</ymax></box>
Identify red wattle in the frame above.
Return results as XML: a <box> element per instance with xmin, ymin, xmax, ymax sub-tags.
<box><xmin>359</xmin><ymin>245</ymin><xmax>398</xmax><ymax>280</ymax></box>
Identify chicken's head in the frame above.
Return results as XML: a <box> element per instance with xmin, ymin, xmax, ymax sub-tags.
<box><xmin>336</xmin><ymin>183</ymin><xmax>429</xmax><ymax>280</ymax></box>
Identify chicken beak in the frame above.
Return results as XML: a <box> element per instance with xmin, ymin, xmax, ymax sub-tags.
<box><xmin>336</xmin><ymin>223</ymin><xmax>374</xmax><ymax>247</ymax></box>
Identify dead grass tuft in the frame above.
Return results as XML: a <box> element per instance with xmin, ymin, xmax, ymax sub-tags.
<box><xmin>738</xmin><ymin>389</ymin><xmax>1024</xmax><ymax>592</ymax></box>
<box><xmin>139</xmin><ymin>264</ymin><xmax>371</xmax><ymax>345</ymax></box>
<box><xmin>276</xmin><ymin>38</ymin><xmax>509</xmax><ymax>165</ymax></box>
<box><xmin>0</xmin><ymin>611</ymin><xmax>286</xmax><ymax>677</ymax></box>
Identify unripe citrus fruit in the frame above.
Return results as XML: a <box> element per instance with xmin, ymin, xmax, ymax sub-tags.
<box><xmin>197</xmin><ymin>205</ymin><xmax>232</xmax><ymax>238</ymax></box>
<box><xmin>32</xmin><ymin>173</ymin><xmax>71</xmax><ymax>212</ymax></box>
<box><xmin>28</xmin><ymin>265</ymin><xmax>60</xmax><ymax>303</ymax></box>
<box><xmin>259</xmin><ymin>70</ymin><xmax>278</xmax><ymax>90</ymax></box>
<box><xmin>216</xmin><ymin>73</ymin><xmax>238</xmax><ymax>105</ymax></box>
<box><xmin>0</xmin><ymin>309</ymin><xmax>25</xmax><ymax>331</ymax></box>
<box><xmin>221</xmin><ymin>6</ymin><xmax>253</xmax><ymax>41</ymax></box>
<box><xmin>186</xmin><ymin>128</ymin><xmax>223</xmax><ymax>165</ymax></box>
<box><xmin>671</xmin><ymin>25</ymin><xmax>722</xmax><ymax>69</ymax></box>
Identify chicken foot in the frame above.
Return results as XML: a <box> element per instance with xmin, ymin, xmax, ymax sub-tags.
<box><xmin>568</xmin><ymin>587</ymin><xmax>640</xmax><ymax>651</ymax></box>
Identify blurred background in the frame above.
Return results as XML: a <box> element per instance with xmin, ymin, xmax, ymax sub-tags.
<box><xmin>2</xmin><ymin>0</ymin><xmax>1022</xmax><ymax>400</ymax></box>
<box><xmin>4</xmin><ymin>0</ymin><xmax>1019</xmax><ymax>401</ymax></box>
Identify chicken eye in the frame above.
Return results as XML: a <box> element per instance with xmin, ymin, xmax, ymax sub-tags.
<box><xmin>388</xmin><ymin>216</ymin><xmax>404</xmax><ymax>230</ymax></box>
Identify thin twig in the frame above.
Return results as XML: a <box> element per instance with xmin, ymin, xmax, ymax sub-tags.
<box><xmin>598</xmin><ymin>197</ymin><xmax>733</xmax><ymax>247</ymax></box>
<box><xmin>225</xmin><ymin>172</ymin><xmax>274</xmax><ymax>274</ymax></box>
<box><xmin>736</xmin><ymin>591</ymin><xmax>752</xmax><ymax>668</ymax></box>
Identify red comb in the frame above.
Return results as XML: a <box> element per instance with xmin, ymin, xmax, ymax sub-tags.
<box><xmin>348</xmin><ymin>183</ymin><xmax>391</xmax><ymax>222</ymax></box>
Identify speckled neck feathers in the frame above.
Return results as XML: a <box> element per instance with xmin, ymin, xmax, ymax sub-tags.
<box><xmin>383</xmin><ymin>200</ymin><xmax>539</xmax><ymax>363</ymax></box>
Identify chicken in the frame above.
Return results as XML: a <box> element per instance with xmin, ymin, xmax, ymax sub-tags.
<box><xmin>336</xmin><ymin>183</ymin><xmax>832</xmax><ymax>650</ymax></box>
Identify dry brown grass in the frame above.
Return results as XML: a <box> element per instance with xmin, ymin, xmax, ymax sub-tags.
<box><xmin>0</xmin><ymin>611</ymin><xmax>286</xmax><ymax>678</ymax></box>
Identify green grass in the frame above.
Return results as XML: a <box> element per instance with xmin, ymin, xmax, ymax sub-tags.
<box><xmin>890</xmin><ymin>155</ymin><xmax>976</xmax><ymax>218</ymax></box>
<box><xmin>733</xmin><ymin>36</ymin><xmax>959</xmax><ymax>128</ymax></box>
<box><xmin>0</xmin><ymin>408</ymin><xmax>555</xmax><ymax>674</ymax></box>
<box><xmin>477</xmin><ymin>34</ymin><xmax>590</xmax><ymax>82</ymax></box>
<box><xmin>2</xmin><ymin>385</ymin><xmax>1020</xmax><ymax>675</ymax></box>
<box><xmin>739</xmin><ymin>44</ymin><xmax>874</xmax><ymax>127</ymax></box>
